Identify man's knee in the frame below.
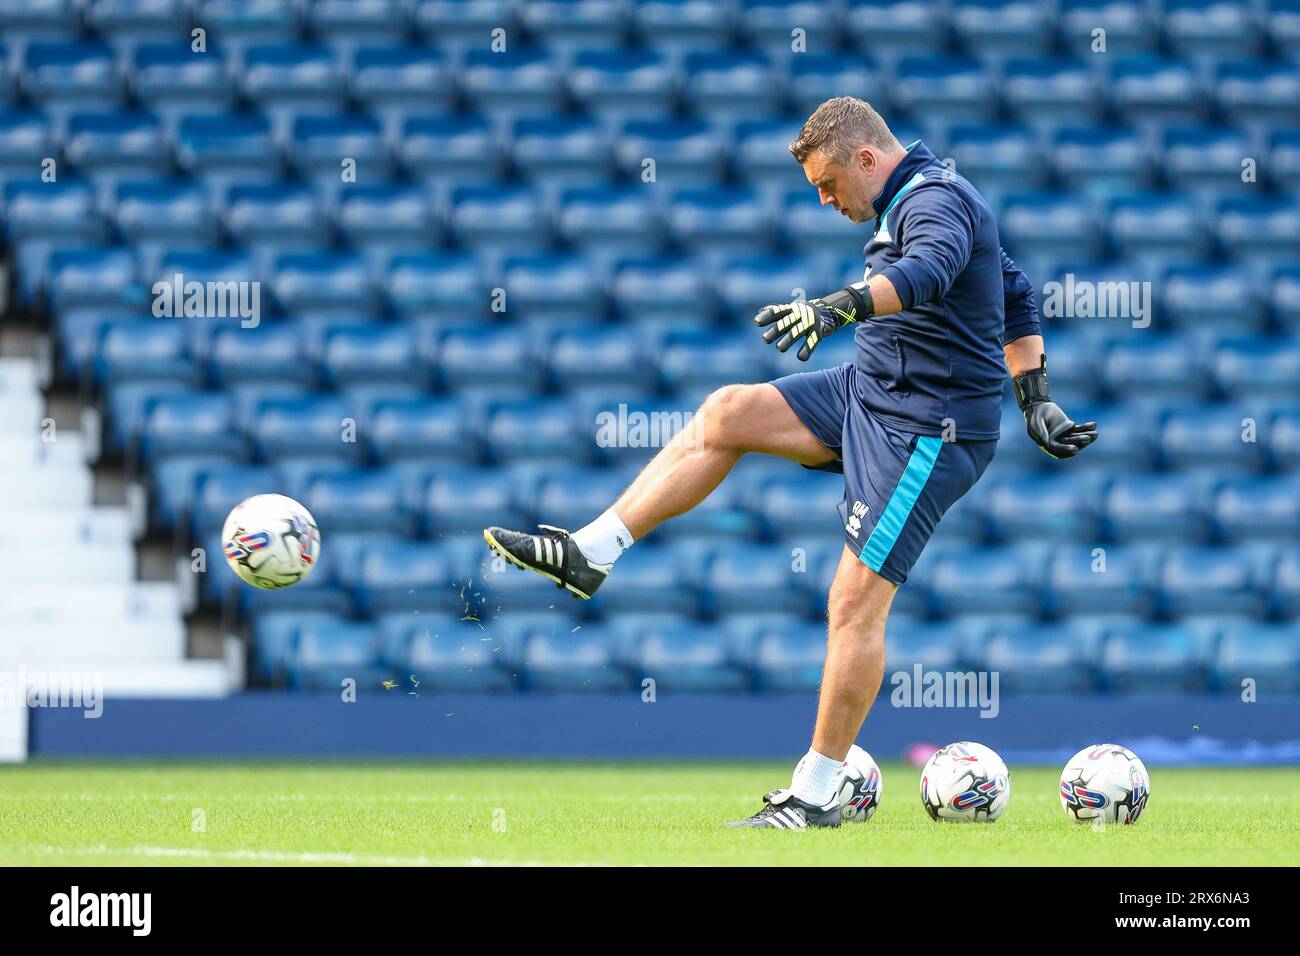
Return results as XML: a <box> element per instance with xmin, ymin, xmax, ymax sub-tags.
<box><xmin>828</xmin><ymin>550</ymin><xmax>897</xmax><ymax>634</ymax></box>
<box><xmin>696</xmin><ymin>383</ymin><xmax>763</xmax><ymax>452</ymax></box>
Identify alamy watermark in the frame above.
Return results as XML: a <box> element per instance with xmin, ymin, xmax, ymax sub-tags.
<box><xmin>594</xmin><ymin>403</ymin><xmax>702</xmax><ymax>453</ymax></box>
<box><xmin>889</xmin><ymin>665</ymin><xmax>1000</xmax><ymax>719</ymax></box>
<box><xmin>0</xmin><ymin>666</ymin><xmax>103</xmax><ymax>718</ymax></box>
<box><xmin>152</xmin><ymin>272</ymin><xmax>262</xmax><ymax>328</ymax></box>
<box><xmin>1042</xmin><ymin>273</ymin><xmax>1151</xmax><ymax>329</ymax></box>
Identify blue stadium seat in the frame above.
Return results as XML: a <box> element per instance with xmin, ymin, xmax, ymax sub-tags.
<box><xmin>1100</xmin><ymin>334</ymin><xmax>1208</xmax><ymax>401</ymax></box>
<box><xmin>631</xmin><ymin>0</ymin><xmax>728</xmax><ymax>51</ymax></box>
<box><xmin>251</xmin><ymin>611</ymin><xmax>341</xmax><ymax>684</ymax></box>
<box><xmin>272</xmin><ymin>251</ymin><xmax>377</xmax><ymax>318</ymax></box>
<box><xmin>745</xmin><ymin>470</ymin><xmax>847</xmax><ymax>541</ymax></box>
<box><xmin>1158</xmin><ymin>404</ymin><xmax>1267</xmax><ymax>472</ymax></box>
<box><xmin>301</xmin><ymin>468</ymin><xmax>412</xmax><ymax>536</ymax></box>
<box><xmin>139</xmin><ymin>392</ymin><xmax>243</xmax><ymax>463</ymax></box>
<box><xmin>1212</xmin><ymin>620</ymin><xmax>1300</xmax><ymax>694</ymax></box>
<box><xmin>1164</xmin><ymin>0</ymin><xmax>1263</xmax><ymax>60</ymax></box>
<box><xmin>1158</xmin><ymin>545</ymin><xmax>1265</xmax><ymax>618</ymax></box>
<box><xmin>133</xmin><ymin>44</ymin><xmax>237</xmax><ymax>129</ymax></box>
<box><xmin>349</xmin><ymin>540</ymin><xmax>461</xmax><ymax>615</ymax></box>
<box><xmin>196</xmin><ymin>0</ymin><xmax>301</xmax><ymax>61</ymax></box>
<box><xmin>668</xmin><ymin>186</ymin><xmax>772</xmax><ymax>256</ymax></box>
<box><xmin>412</xmin><ymin>0</ymin><xmax>518</xmax><ymax>47</ymax></box>
<box><xmin>47</xmin><ymin>246</ymin><xmax>146</xmax><ymax>312</ymax></box>
<box><xmin>320</xmin><ymin>325</ymin><xmax>424</xmax><ymax>391</ymax></box>
<box><xmin>731</xmin><ymin>117</ymin><xmax>807</xmax><ymax>194</ymax></box>
<box><xmin>368</xmin><ymin>396</ymin><xmax>472</xmax><ymax>464</ymax></box>
<box><xmin>615</xmin><ymin>117</ymin><xmax>725</xmax><ymax>188</ymax></box>
<box><xmin>736</xmin><ymin>0</ymin><xmax>842</xmax><ymax>55</ymax></box>
<box><xmin>85</xmin><ymin>0</ymin><xmax>188</xmax><ymax>53</ymax></box>
<box><xmin>1163</xmin><ymin>125</ymin><xmax>1255</xmax><ymax>198</ymax></box>
<box><xmin>704</xmin><ymin>541</ymin><xmax>812</xmax><ymax>616</ymax></box>
<box><xmin>979</xmin><ymin>619</ymin><xmax>1097</xmax><ymax>693</ymax></box>
<box><xmin>947</xmin><ymin>124</ymin><xmax>1045</xmax><ymax>205</ymax></box>
<box><xmin>115</xmin><ymin>182</ymin><xmax>219</xmax><ymax>275</ymax></box>
<box><xmin>981</xmin><ymin>472</ymin><xmax>1100</xmax><ymax>542</ymax></box>
<box><xmin>555</xmin><ymin>185</ymin><xmax>660</xmax><ymax>265</ymax></box>
<box><xmin>208</xmin><ymin>323</ymin><xmax>310</xmax><ymax>388</ymax></box>
<box><xmin>449</xmin><ymin>183</ymin><xmax>550</xmax><ymax>257</ymax></box>
<box><xmin>0</xmin><ymin>109</ymin><xmax>52</xmax><ymax>186</ymax></box>
<box><xmin>436</xmin><ymin>326</ymin><xmax>544</xmax><ymax>395</ymax></box>
<box><xmin>1108</xmin><ymin>56</ymin><xmax>1206</xmax><ymax>125</ymax></box>
<box><xmin>928</xmin><ymin>545</ymin><xmax>1042</xmax><ymax>616</ymax></box>
<box><xmin>1161</xmin><ymin>264</ymin><xmax>1264</xmax><ymax>332</ymax></box>
<box><xmin>1107</xmin><ymin>192</ymin><xmax>1206</xmax><ymax>271</ymax></box>
<box><xmin>547</xmin><ymin>326</ymin><xmax>658</xmax><ymax>392</ymax></box>
<box><xmin>519</xmin><ymin>622</ymin><xmax>629</xmax><ymax>693</ymax></box>
<box><xmin>566</xmin><ymin>48</ymin><xmax>675</xmax><ymax>125</ymax></box>
<box><xmin>891</xmin><ymin>56</ymin><xmax>996</xmax><ymax>125</ymax></box>
<box><xmin>1269</xmin><ymin>546</ymin><xmax>1300</xmax><ymax>617</ymax></box>
<box><xmin>94</xmin><ymin>320</ymin><xmax>196</xmax><ymax>386</ymax></box>
<box><xmin>63</xmin><ymin>111</ymin><xmax>168</xmax><ymax>196</ymax></box>
<box><xmin>528</xmin><ymin>466</ymin><xmax>631</xmax><ymax>534</ymax></box>
<box><xmin>4</xmin><ymin>179</ymin><xmax>105</xmax><ymax>302</ymax></box>
<box><xmin>1057</xmin><ymin>0</ymin><xmax>1156</xmax><ymax>54</ymax></box>
<box><xmin>1050</xmin><ymin>125</ymin><xmax>1150</xmax><ymax>200</ymax></box>
<box><xmin>884</xmin><ymin>618</ymin><xmax>965</xmax><ymax>672</ymax></box>
<box><xmin>1269</xmin><ymin>405</ymin><xmax>1300</xmax><ymax>471</ymax></box>
<box><xmin>1270</xmin><ymin>0</ymin><xmax>1300</xmax><ymax>58</ymax></box>
<box><xmin>512</xmin><ymin>116</ymin><xmax>611</xmax><ymax>188</ymax></box>
<box><xmin>241</xmin><ymin>45</ymin><xmax>346</xmax><ymax>140</ymax></box>
<box><xmin>400</xmin><ymin>114</ymin><xmax>502</xmax><ymax>187</ymax></box>
<box><xmin>422</xmin><ymin>466</ymin><xmax>525</xmax><ymax>535</ymax></box>
<box><xmin>658</xmin><ymin>327</ymin><xmax>770</xmax><ymax>394</ymax></box>
<box><xmin>629</xmin><ymin>617</ymin><xmax>750</xmax><ymax>692</ymax></box>
<box><xmin>787</xmin><ymin>55</ymin><xmax>884</xmax><ymax>120</ymax></box>
<box><xmin>1209</xmin><ymin>335</ymin><xmax>1300</xmax><ymax>401</ymax></box>
<box><xmin>499</xmin><ymin>252</ymin><xmax>607</xmax><ymax>323</ymax></box>
<box><xmin>588</xmin><ymin>543</ymin><xmax>699</xmax><ymax>616</ymax></box>
<box><xmin>189</xmin><ymin>462</ymin><xmax>279</xmax><ymax>534</ymax></box>
<box><xmin>1099</xmin><ymin>472</ymin><xmax>1213</xmax><ymax>543</ymax></box>
<box><xmin>22</xmin><ymin>42</ymin><xmax>123</xmax><ymax>124</ymax></box>
<box><xmin>288</xmin><ymin>620</ymin><xmax>387</xmax><ymax>692</ymax></box>
<box><xmin>842</xmin><ymin>0</ymin><xmax>947</xmax><ymax>56</ymax></box>
<box><xmin>226</xmin><ymin>184</ymin><xmax>330</xmax><ymax>271</ymax></box>
<box><xmin>610</xmin><ymin>256</ymin><xmax>712</xmax><ymax>326</ymax></box>
<box><xmin>1217</xmin><ymin>197</ymin><xmax>1300</xmax><ymax>270</ymax></box>
<box><xmin>337</xmin><ymin>184</ymin><xmax>437</xmax><ymax>271</ymax></box>
<box><xmin>1210</xmin><ymin>475</ymin><xmax>1300</xmax><ymax>543</ymax></box>
<box><xmin>1273</xmin><ymin>132</ymin><xmax>1300</xmax><ymax>196</ymax></box>
<box><xmin>291</xmin><ymin>114</ymin><xmax>389</xmax><ymax>195</ymax></box>
<box><xmin>0</xmin><ymin>0</ymin><xmax>81</xmax><ymax>52</ymax></box>
<box><xmin>1216</xmin><ymin>60</ymin><xmax>1300</xmax><ymax>127</ymax></box>
<box><xmin>460</xmin><ymin>46</ymin><xmax>565</xmax><ymax>118</ymax></box>
<box><xmin>949</xmin><ymin>0</ymin><xmax>1053</xmax><ymax>56</ymax></box>
<box><xmin>682</xmin><ymin>50</ymin><xmax>781</xmax><ymax>119</ymax></box>
<box><xmin>1099</xmin><ymin>621</ymin><xmax>1207</xmax><ymax>693</ymax></box>
<box><xmin>175</xmin><ymin>113</ymin><xmax>281</xmax><ymax>194</ymax></box>
<box><xmin>306</xmin><ymin>0</ymin><xmax>409</xmax><ymax>56</ymax></box>
<box><xmin>519</xmin><ymin>0</ymin><xmax>629</xmax><ymax>51</ymax></box>
<box><xmin>483</xmin><ymin>396</ymin><xmax>588</xmax><ymax>464</ymax></box>
<box><xmin>715</xmin><ymin>253</ymin><xmax>834</xmax><ymax>320</ymax></box>
<box><xmin>778</xmin><ymin>188</ymin><xmax>869</xmax><ymax>253</ymax></box>
<box><xmin>251</xmin><ymin>394</ymin><xmax>362</xmax><ymax>461</ymax></box>
<box><xmin>1042</xmin><ymin>544</ymin><xmax>1153</xmax><ymax>617</ymax></box>
<box><xmin>745</xmin><ymin>618</ymin><xmax>828</xmax><ymax>693</ymax></box>
<box><xmin>352</xmin><ymin>47</ymin><xmax>453</xmax><ymax>141</ymax></box>
<box><xmin>1000</xmin><ymin>192</ymin><xmax>1101</xmax><ymax>264</ymax></box>
<box><xmin>56</xmin><ymin>307</ymin><xmax>136</xmax><ymax>380</ymax></box>
<box><xmin>387</xmin><ymin>252</ymin><xmax>487</xmax><ymax>319</ymax></box>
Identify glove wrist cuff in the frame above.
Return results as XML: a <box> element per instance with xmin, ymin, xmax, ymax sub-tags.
<box><xmin>1013</xmin><ymin>354</ymin><xmax>1051</xmax><ymax>411</ymax></box>
<box><xmin>820</xmin><ymin>282</ymin><xmax>873</xmax><ymax>328</ymax></box>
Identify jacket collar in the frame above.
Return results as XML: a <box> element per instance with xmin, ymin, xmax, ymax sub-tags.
<box><xmin>871</xmin><ymin>140</ymin><xmax>935</xmax><ymax>218</ymax></box>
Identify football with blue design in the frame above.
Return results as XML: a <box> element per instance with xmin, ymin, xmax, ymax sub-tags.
<box><xmin>222</xmin><ymin>494</ymin><xmax>321</xmax><ymax>589</ymax></box>
<box><xmin>1059</xmin><ymin>744</ymin><xmax>1151</xmax><ymax>825</ymax></box>
<box><xmin>920</xmin><ymin>741</ymin><xmax>1011</xmax><ymax>822</ymax></box>
<box><xmin>838</xmin><ymin>745</ymin><xmax>883</xmax><ymax>822</ymax></box>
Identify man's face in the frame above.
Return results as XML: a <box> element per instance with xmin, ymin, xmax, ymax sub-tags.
<box><xmin>802</xmin><ymin>147</ymin><xmax>878</xmax><ymax>223</ymax></box>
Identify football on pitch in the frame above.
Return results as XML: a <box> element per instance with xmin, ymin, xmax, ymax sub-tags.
<box><xmin>838</xmin><ymin>744</ymin><xmax>883</xmax><ymax>822</ymax></box>
<box><xmin>920</xmin><ymin>741</ymin><xmax>1011</xmax><ymax>822</ymax></box>
<box><xmin>1059</xmin><ymin>744</ymin><xmax>1151</xmax><ymax>825</ymax></box>
<box><xmin>222</xmin><ymin>494</ymin><xmax>321</xmax><ymax>589</ymax></box>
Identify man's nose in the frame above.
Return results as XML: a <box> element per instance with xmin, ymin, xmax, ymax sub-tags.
<box><xmin>818</xmin><ymin>188</ymin><xmax>834</xmax><ymax>207</ymax></box>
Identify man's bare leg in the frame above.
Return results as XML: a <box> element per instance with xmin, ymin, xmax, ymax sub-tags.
<box><xmin>612</xmin><ymin>383</ymin><xmax>838</xmax><ymax>540</ymax></box>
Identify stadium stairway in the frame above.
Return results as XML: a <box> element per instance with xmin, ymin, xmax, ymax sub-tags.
<box><xmin>0</xmin><ymin>356</ymin><xmax>234</xmax><ymax>761</ymax></box>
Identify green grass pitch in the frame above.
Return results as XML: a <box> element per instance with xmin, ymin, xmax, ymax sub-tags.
<box><xmin>1</xmin><ymin>760</ymin><xmax>1296</xmax><ymax>866</ymax></box>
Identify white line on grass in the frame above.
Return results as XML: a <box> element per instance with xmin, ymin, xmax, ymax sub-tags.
<box><xmin>26</xmin><ymin>844</ymin><xmax>627</xmax><ymax>867</ymax></box>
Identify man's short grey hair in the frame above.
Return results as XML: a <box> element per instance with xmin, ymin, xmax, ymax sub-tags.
<box><xmin>788</xmin><ymin>96</ymin><xmax>902</xmax><ymax>165</ymax></box>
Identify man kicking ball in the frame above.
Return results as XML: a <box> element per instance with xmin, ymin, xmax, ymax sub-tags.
<box><xmin>483</xmin><ymin>97</ymin><xmax>1097</xmax><ymax>828</ymax></box>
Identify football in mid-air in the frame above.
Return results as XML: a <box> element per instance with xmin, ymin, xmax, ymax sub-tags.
<box><xmin>222</xmin><ymin>494</ymin><xmax>321</xmax><ymax>589</ymax></box>
<box><xmin>838</xmin><ymin>744</ymin><xmax>883</xmax><ymax>822</ymax></box>
<box><xmin>920</xmin><ymin>741</ymin><xmax>1011</xmax><ymax>823</ymax></box>
<box><xmin>1059</xmin><ymin>744</ymin><xmax>1151</xmax><ymax>825</ymax></box>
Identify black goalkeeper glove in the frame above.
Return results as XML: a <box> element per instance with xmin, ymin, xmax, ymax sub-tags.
<box><xmin>754</xmin><ymin>281</ymin><xmax>873</xmax><ymax>362</ymax></box>
<box><xmin>1013</xmin><ymin>355</ymin><xmax>1098</xmax><ymax>459</ymax></box>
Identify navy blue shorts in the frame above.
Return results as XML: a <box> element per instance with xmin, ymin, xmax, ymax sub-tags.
<box><xmin>771</xmin><ymin>362</ymin><xmax>997</xmax><ymax>585</ymax></box>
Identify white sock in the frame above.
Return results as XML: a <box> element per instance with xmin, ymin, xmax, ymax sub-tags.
<box><xmin>790</xmin><ymin>748</ymin><xmax>845</xmax><ymax>807</ymax></box>
<box><xmin>570</xmin><ymin>508</ymin><xmax>634</xmax><ymax>566</ymax></box>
